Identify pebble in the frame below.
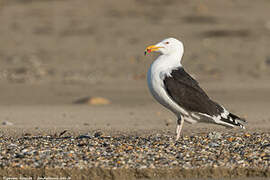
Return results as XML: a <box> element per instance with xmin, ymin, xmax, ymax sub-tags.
<box><xmin>94</xmin><ymin>131</ymin><xmax>103</xmax><ymax>138</ymax></box>
<box><xmin>0</xmin><ymin>132</ymin><xmax>269</xmax><ymax>171</ymax></box>
<box><xmin>1</xmin><ymin>121</ymin><xmax>14</xmax><ymax>126</ymax></box>
<box><xmin>208</xmin><ymin>142</ymin><xmax>219</xmax><ymax>147</ymax></box>
<box><xmin>208</xmin><ymin>131</ymin><xmax>222</xmax><ymax>139</ymax></box>
<box><xmin>88</xmin><ymin>97</ymin><xmax>111</xmax><ymax>105</ymax></box>
<box><xmin>73</xmin><ymin>96</ymin><xmax>111</xmax><ymax>105</ymax></box>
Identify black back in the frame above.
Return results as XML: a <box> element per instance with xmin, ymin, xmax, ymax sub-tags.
<box><xmin>163</xmin><ymin>67</ymin><xmax>224</xmax><ymax>116</ymax></box>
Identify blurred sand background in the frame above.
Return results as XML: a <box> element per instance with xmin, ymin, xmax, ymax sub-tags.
<box><xmin>0</xmin><ymin>0</ymin><xmax>270</xmax><ymax>136</ymax></box>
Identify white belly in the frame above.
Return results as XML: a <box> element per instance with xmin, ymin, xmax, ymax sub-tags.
<box><xmin>147</xmin><ymin>69</ymin><xmax>165</xmax><ymax>107</ymax></box>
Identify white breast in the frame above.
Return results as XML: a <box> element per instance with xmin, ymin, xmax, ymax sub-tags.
<box><xmin>147</xmin><ymin>55</ymin><xmax>189</xmax><ymax>117</ymax></box>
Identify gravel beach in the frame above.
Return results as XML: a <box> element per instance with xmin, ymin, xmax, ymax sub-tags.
<box><xmin>0</xmin><ymin>131</ymin><xmax>269</xmax><ymax>179</ymax></box>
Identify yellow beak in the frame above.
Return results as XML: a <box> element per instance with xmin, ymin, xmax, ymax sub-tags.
<box><xmin>144</xmin><ymin>45</ymin><xmax>162</xmax><ymax>55</ymax></box>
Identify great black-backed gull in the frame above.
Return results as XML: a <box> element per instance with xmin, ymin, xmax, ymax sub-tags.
<box><xmin>145</xmin><ymin>37</ymin><xmax>246</xmax><ymax>140</ymax></box>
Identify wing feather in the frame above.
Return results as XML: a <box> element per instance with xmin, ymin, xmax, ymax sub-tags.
<box><xmin>163</xmin><ymin>68</ymin><xmax>223</xmax><ymax>116</ymax></box>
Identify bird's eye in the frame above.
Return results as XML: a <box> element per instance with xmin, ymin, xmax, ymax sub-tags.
<box><xmin>165</xmin><ymin>42</ymin><xmax>169</xmax><ymax>44</ymax></box>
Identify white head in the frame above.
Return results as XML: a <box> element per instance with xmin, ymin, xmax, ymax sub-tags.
<box><xmin>145</xmin><ymin>37</ymin><xmax>184</xmax><ymax>56</ymax></box>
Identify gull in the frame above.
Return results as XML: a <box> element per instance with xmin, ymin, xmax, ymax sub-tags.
<box><xmin>145</xmin><ymin>37</ymin><xmax>246</xmax><ymax>140</ymax></box>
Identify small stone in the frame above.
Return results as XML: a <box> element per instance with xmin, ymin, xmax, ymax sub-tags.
<box><xmin>15</xmin><ymin>153</ymin><xmax>24</xmax><ymax>158</ymax></box>
<box><xmin>208</xmin><ymin>142</ymin><xmax>219</xmax><ymax>147</ymax></box>
<box><xmin>127</xmin><ymin>146</ymin><xmax>133</xmax><ymax>150</ymax></box>
<box><xmin>94</xmin><ymin>131</ymin><xmax>103</xmax><ymax>138</ymax></box>
<box><xmin>88</xmin><ymin>97</ymin><xmax>111</xmax><ymax>105</ymax></box>
<box><xmin>77</xmin><ymin>134</ymin><xmax>92</xmax><ymax>139</ymax></box>
<box><xmin>208</xmin><ymin>131</ymin><xmax>222</xmax><ymax>139</ymax></box>
<box><xmin>8</xmin><ymin>143</ymin><xmax>17</xmax><ymax>148</ymax></box>
<box><xmin>227</xmin><ymin>137</ymin><xmax>235</xmax><ymax>142</ymax></box>
<box><xmin>261</xmin><ymin>144</ymin><xmax>270</xmax><ymax>149</ymax></box>
<box><xmin>21</xmin><ymin>149</ymin><xmax>29</xmax><ymax>154</ymax></box>
<box><xmin>73</xmin><ymin>96</ymin><xmax>111</xmax><ymax>105</ymax></box>
<box><xmin>140</xmin><ymin>165</ymin><xmax>147</xmax><ymax>169</ymax></box>
<box><xmin>1</xmin><ymin>121</ymin><xmax>13</xmax><ymax>126</ymax></box>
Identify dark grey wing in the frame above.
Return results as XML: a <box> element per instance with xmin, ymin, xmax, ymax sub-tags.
<box><xmin>163</xmin><ymin>67</ymin><xmax>223</xmax><ymax>116</ymax></box>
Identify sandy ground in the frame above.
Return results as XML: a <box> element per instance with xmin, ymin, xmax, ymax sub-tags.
<box><xmin>0</xmin><ymin>0</ymin><xmax>270</xmax><ymax>179</ymax></box>
<box><xmin>0</xmin><ymin>79</ymin><xmax>269</xmax><ymax>136</ymax></box>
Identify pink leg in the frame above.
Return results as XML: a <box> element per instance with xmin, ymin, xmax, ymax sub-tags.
<box><xmin>176</xmin><ymin>117</ymin><xmax>184</xmax><ymax>141</ymax></box>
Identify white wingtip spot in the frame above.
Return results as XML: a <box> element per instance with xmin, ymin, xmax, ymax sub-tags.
<box><xmin>220</xmin><ymin>107</ymin><xmax>229</xmax><ymax>119</ymax></box>
<box><xmin>213</xmin><ymin>115</ymin><xmax>222</xmax><ymax>123</ymax></box>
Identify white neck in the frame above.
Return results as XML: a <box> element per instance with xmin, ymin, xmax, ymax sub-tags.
<box><xmin>149</xmin><ymin>52</ymin><xmax>183</xmax><ymax>80</ymax></box>
<box><xmin>156</xmin><ymin>52</ymin><xmax>183</xmax><ymax>69</ymax></box>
